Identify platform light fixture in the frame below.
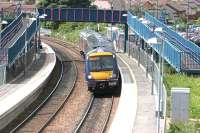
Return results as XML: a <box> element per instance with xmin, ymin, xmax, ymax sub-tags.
<box><xmin>147</xmin><ymin>37</ymin><xmax>159</xmax><ymax>44</ymax></box>
<box><xmin>138</xmin><ymin>17</ymin><xmax>144</xmax><ymax>21</ymax></box>
<box><xmin>122</xmin><ymin>14</ymin><xmax>128</xmax><ymax>17</ymax></box>
<box><xmin>1</xmin><ymin>20</ymin><xmax>8</xmax><ymax>25</ymax></box>
<box><xmin>111</xmin><ymin>0</ymin><xmax>113</xmax><ymax>41</ymax></box>
<box><xmin>141</xmin><ymin>20</ymin><xmax>150</xmax><ymax>24</ymax></box>
<box><xmin>37</xmin><ymin>14</ymin><xmax>47</xmax><ymax>55</ymax></box>
<box><xmin>154</xmin><ymin>27</ymin><xmax>163</xmax><ymax>32</ymax></box>
<box><xmin>132</xmin><ymin>16</ymin><xmax>137</xmax><ymax>19</ymax></box>
<box><xmin>0</xmin><ymin>20</ymin><xmax>8</xmax><ymax>48</ymax></box>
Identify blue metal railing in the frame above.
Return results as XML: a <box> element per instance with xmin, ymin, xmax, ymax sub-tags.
<box><xmin>145</xmin><ymin>12</ymin><xmax>200</xmax><ymax>71</ymax></box>
<box><xmin>26</xmin><ymin>20</ymin><xmax>37</xmax><ymax>41</ymax></box>
<box><xmin>8</xmin><ymin>18</ymin><xmax>39</xmax><ymax>65</ymax></box>
<box><xmin>127</xmin><ymin>11</ymin><xmax>182</xmax><ymax>71</ymax></box>
<box><xmin>8</xmin><ymin>33</ymin><xmax>25</xmax><ymax>64</ymax></box>
<box><xmin>38</xmin><ymin>8</ymin><xmax>127</xmax><ymax>24</ymax></box>
<box><xmin>0</xmin><ymin>13</ymin><xmax>23</xmax><ymax>47</ymax></box>
<box><xmin>145</xmin><ymin>12</ymin><xmax>200</xmax><ymax>55</ymax></box>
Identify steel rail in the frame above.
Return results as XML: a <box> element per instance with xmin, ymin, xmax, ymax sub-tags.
<box><xmin>100</xmin><ymin>96</ymin><xmax>114</xmax><ymax>133</ymax></box>
<box><xmin>73</xmin><ymin>96</ymin><xmax>95</xmax><ymax>133</ymax></box>
<box><xmin>74</xmin><ymin>96</ymin><xmax>114</xmax><ymax>133</ymax></box>
<box><xmin>38</xmin><ymin>59</ymin><xmax>78</xmax><ymax>132</ymax></box>
<box><xmin>10</xmin><ymin>57</ymin><xmax>64</xmax><ymax>133</ymax></box>
<box><xmin>10</xmin><ymin>38</ymin><xmax>79</xmax><ymax>133</ymax></box>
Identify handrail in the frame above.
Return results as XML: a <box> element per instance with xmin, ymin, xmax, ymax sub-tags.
<box><xmin>8</xmin><ymin>17</ymin><xmax>39</xmax><ymax>66</ymax></box>
<box><xmin>144</xmin><ymin>13</ymin><xmax>200</xmax><ymax>65</ymax></box>
<box><xmin>127</xmin><ymin>11</ymin><xmax>182</xmax><ymax>71</ymax></box>
<box><xmin>145</xmin><ymin>12</ymin><xmax>200</xmax><ymax>55</ymax></box>
<box><xmin>0</xmin><ymin>13</ymin><xmax>23</xmax><ymax>47</ymax></box>
<box><xmin>1</xmin><ymin>20</ymin><xmax>23</xmax><ymax>47</ymax></box>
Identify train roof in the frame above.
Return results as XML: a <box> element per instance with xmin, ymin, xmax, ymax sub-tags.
<box><xmin>86</xmin><ymin>47</ymin><xmax>115</xmax><ymax>57</ymax></box>
<box><xmin>80</xmin><ymin>29</ymin><xmax>115</xmax><ymax>52</ymax></box>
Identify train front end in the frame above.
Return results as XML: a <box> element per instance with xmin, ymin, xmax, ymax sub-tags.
<box><xmin>85</xmin><ymin>48</ymin><xmax>119</xmax><ymax>93</ymax></box>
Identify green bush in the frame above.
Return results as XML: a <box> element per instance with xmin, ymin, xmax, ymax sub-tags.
<box><xmin>167</xmin><ymin>122</ymin><xmax>200</xmax><ymax>133</ymax></box>
<box><xmin>49</xmin><ymin>22</ymin><xmax>107</xmax><ymax>44</ymax></box>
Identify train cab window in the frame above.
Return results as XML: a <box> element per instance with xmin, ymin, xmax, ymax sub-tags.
<box><xmin>89</xmin><ymin>56</ymin><xmax>113</xmax><ymax>71</ymax></box>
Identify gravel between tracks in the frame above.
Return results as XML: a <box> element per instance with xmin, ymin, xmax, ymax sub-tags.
<box><xmin>42</xmin><ymin>37</ymin><xmax>121</xmax><ymax>132</ymax></box>
<box><xmin>42</xmin><ymin>40</ymin><xmax>92</xmax><ymax>133</ymax></box>
<box><xmin>15</xmin><ymin>49</ymin><xmax>75</xmax><ymax>132</ymax></box>
<box><xmin>104</xmin><ymin>97</ymin><xmax>120</xmax><ymax>133</ymax></box>
<box><xmin>79</xmin><ymin>97</ymin><xmax>113</xmax><ymax>133</ymax></box>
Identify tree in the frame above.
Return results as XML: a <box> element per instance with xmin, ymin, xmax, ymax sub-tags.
<box><xmin>38</xmin><ymin>0</ymin><xmax>91</xmax><ymax>8</ymax></box>
<box><xmin>63</xmin><ymin>0</ymin><xmax>91</xmax><ymax>8</ymax></box>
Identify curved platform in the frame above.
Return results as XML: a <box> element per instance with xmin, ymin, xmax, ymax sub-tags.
<box><xmin>109</xmin><ymin>53</ymin><xmax>156</xmax><ymax>133</ymax></box>
<box><xmin>0</xmin><ymin>43</ymin><xmax>56</xmax><ymax>130</ymax></box>
<box><xmin>109</xmin><ymin>55</ymin><xmax>137</xmax><ymax>133</ymax></box>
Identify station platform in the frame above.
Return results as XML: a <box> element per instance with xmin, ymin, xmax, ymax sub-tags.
<box><xmin>0</xmin><ymin>43</ymin><xmax>56</xmax><ymax>130</ymax></box>
<box><xmin>109</xmin><ymin>53</ymin><xmax>156</xmax><ymax>133</ymax></box>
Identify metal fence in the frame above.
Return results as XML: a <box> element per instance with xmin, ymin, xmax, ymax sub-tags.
<box><xmin>7</xmin><ymin>17</ymin><xmax>39</xmax><ymax>66</ymax></box>
<box><xmin>117</xmin><ymin>40</ymin><xmax>167</xmax><ymax>132</ymax></box>
<box><xmin>6</xmin><ymin>44</ymin><xmax>36</xmax><ymax>82</ymax></box>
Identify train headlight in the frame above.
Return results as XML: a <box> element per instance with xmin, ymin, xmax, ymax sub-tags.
<box><xmin>88</xmin><ymin>75</ymin><xmax>92</xmax><ymax>79</ymax></box>
<box><xmin>111</xmin><ymin>73</ymin><xmax>117</xmax><ymax>78</ymax></box>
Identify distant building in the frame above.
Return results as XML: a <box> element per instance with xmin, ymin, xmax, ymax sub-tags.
<box><xmin>92</xmin><ymin>0</ymin><xmax>111</xmax><ymax>9</ymax></box>
<box><xmin>138</xmin><ymin>0</ymin><xmax>200</xmax><ymax>20</ymax></box>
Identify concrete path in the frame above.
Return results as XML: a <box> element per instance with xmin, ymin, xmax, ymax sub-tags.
<box><xmin>0</xmin><ymin>43</ymin><xmax>56</xmax><ymax>130</ymax></box>
<box><xmin>118</xmin><ymin>53</ymin><xmax>156</xmax><ymax>133</ymax></box>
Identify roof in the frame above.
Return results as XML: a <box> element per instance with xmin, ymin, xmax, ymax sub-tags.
<box><xmin>92</xmin><ymin>0</ymin><xmax>111</xmax><ymax>9</ymax></box>
<box><xmin>80</xmin><ymin>29</ymin><xmax>115</xmax><ymax>53</ymax></box>
<box><xmin>87</xmin><ymin>47</ymin><xmax>114</xmax><ymax>57</ymax></box>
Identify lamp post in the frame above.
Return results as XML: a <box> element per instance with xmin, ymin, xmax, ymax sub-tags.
<box><xmin>156</xmin><ymin>0</ymin><xmax>159</xmax><ymax>18</ymax></box>
<box><xmin>31</xmin><ymin>17</ymin><xmax>38</xmax><ymax>61</ymax></box>
<box><xmin>38</xmin><ymin>14</ymin><xmax>47</xmax><ymax>50</ymax></box>
<box><xmin>147</xmin><ymin>27</ymin><xmax>164</xmax><ymax>133</ymax></box>
<box><xmin>141</xmin><ymin>19</ymin><xmax>151</xmax><ymax>77</ymax></box>
<box><xmin>23</xmin><ymin>19</ymin><xmax>30</xmax><ymax>77</ymax></box>
<box><xmin>110</xmin><ymin>0</ymin><xmax>113</xmax><ymax>41</ymax></box>
<box><xmin>147</xmin><ymin>37</ymin><xmax>162</xmax><ymax>133</ymax></box>
<box><xmin>186</xmin><ymin>0</ymin><xmax>189</xmax><ymax>39</ymax></box>
<box><xmin>123</xmin><ymin>13</ymin><xmax>128</xmax><ymax>53</ymax></box>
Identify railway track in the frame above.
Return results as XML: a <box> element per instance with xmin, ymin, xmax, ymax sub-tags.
<box><xmin>5</xmin><ymin>37</ymin><xmax>81</xmax><ymax>133</ymax></box>
<box><xmin>41</xmin><ymin>36</ymin><xmax>81</xmax><ymax>59</ymax></box>
<box><xmin>1</xmin><ymin>55</ymin><xmax>63</xmax><ymax>132</ymax></box>
<box><xmin>41</xmin><ymin>37</ymin><xmax>120</xmax><ymax>133</ymax></box>
<box><xmin>9</xmin><ymin>48</ymin><xmax>78</xmax><ymax>132</ymax></box>
<box><xmin>74</xmin><ymin>96</ymin><xmax>114</xmax><ymax>133</ymax></box>
<box><xmin>3</xmin><ymin>36</ymin><xmax>119</xmax><ymax>133</ymax></box>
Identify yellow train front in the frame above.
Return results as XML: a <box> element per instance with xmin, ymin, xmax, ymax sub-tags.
<box><xmin>85</xmin><ymin>47</ymin><xmax>119</xmax><ymax>93</ymax></box>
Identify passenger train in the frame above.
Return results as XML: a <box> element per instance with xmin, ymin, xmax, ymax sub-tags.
<box><xmin>79</xmin><ymin>29</ymin><xmax>119</xmax><ymax>93</ymax></box>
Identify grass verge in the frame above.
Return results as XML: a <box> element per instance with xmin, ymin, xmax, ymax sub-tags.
<box><xmin>164</xmin><ymin>73</ymin><xmax>200</xmax><ymax>118</ymax></box>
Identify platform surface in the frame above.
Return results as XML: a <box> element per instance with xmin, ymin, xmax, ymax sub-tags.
<box><xmin>0</xmin><ymin>43</ymin><xmax>56</xmax><ymax>118</ymax></box>
<box><xmin>109</xmin><ymin>53</ymin><xmax>156</xmax><ymax>133</ymax></box>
